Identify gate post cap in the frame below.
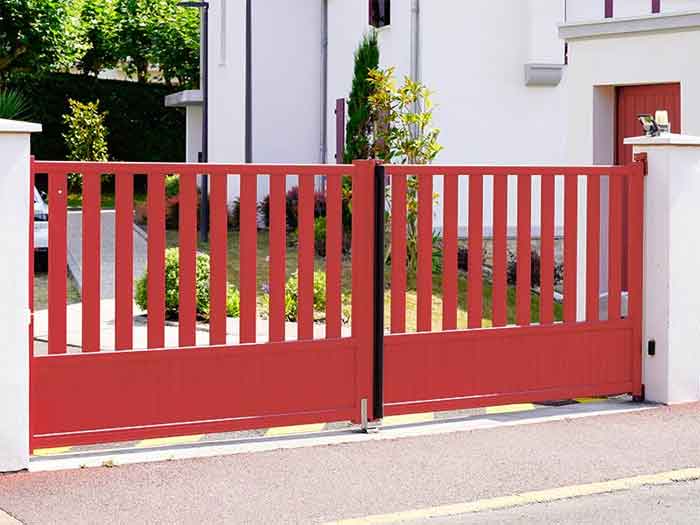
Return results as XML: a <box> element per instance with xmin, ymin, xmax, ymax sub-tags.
<box><xmin>625</xmin><ymin>133</ymin><xmax>700</xmax><ymax>146</ymax></box>
<box><xmin>0</xmin><ymin>118</ymin><xmax>42</xmax><ymax>134</ymax></box>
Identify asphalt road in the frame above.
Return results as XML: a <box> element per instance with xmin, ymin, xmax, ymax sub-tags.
<box><xmin>427</xmin><ymin>479</ymin><xmax>700</xmax><ymax>524</ymax></box>
<box><xmin>1</xmin><ymin>403</ymin><xmax>700</xmax><ymax>524</ymax></box>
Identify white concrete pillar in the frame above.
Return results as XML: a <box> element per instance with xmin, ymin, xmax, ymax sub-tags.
<box><xmin>626</xmin><ymin>133</ymin><xmax>700</xmax><ymax>404</ymax></box>
<box><xmin>0</xmin><ymin>119</ymin><xmax>41</xmax><ymax>472</ymax></box>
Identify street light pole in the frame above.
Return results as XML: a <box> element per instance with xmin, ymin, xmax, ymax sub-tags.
<box><xmin>179</xmin><ymin>1</ymin><xmax>209</xmax><ymax>242</ymax></box>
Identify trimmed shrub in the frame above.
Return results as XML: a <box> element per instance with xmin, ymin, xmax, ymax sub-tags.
<box><xmin>258</xmin><ymin>187</ymin><xmax>328</xmax><ymax>230</ymax></box>
<box><xmin>135</xmin><ymin>248</ymin><xmax>240</xmax><ymax>320</ymax></box>
<box><xmin>314</xmin><ymin>217</ymin><xmax>327</xmax><ymax>257</ymax></box>
<box><xmin>261</xmin><ymin>270</ymin><xmax>327</xmax><ymax>322</ymax></box>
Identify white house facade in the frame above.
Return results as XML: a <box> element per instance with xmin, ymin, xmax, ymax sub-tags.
<box><xmin>166</xmin><ymin>0</ymin><xmax>700</xmax><ymax>227</ymax></box>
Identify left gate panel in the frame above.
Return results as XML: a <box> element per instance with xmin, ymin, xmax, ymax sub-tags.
<box><xmin>32</xmin><ymin>340</ymin><xmax>359</xmax><ymax>449</ymax></box>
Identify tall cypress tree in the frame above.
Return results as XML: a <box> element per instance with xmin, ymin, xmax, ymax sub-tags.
<box><xmin>344</xmin><ymin>31</ymin><xmax>379</xmax><ymax>163</ymax></box>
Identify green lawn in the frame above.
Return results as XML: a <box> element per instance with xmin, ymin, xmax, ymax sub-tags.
<box><xmin>67</xmin><ymin>191</ymin><xmax>146</xmax><ymax>209</ymax></box>
<box><xmin>166</xmin><ymin>230</ymin><xmax>562</xmax><ymax>331</ymax></box>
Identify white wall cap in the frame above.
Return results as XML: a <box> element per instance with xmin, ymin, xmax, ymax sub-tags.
<box><xmin>0</xmin><ymin>119</ymin><xmax>42</xmax><ymax>134</ymax></box>
<box><xmin>164</xmin><ymin>90</ymin><xmax>203</xmax><ymax>108</ymax></box>
<box><xmin>625</xmin><ymin>133</ymin><xmax>700</xmax><ymax>146</ymax></box>
<box><xmin>559</xmin><ymin>10</ymin><xmax>700</xmax><ymax>41</ymax></box>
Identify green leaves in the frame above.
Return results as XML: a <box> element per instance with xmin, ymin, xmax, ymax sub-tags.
<box><xmin>0</xmin><ymin>0</ymin><xmax>87</xmax><ymax>74</ymax></box>
<box><xmin>62</xmin><ymin>98</ymin><xmax>109</xmax><ymax>162</ymax></box>
<box><xmin>0</xmin><ymin>0</ymin><xmax>200</xmax><ymax>88</ymax></box>
<box><xmin>344</xmin><ymin>30</ymin><xmax>380</xmax><ymax>163</ymax></box>
<box><xmin>0</xmin><ymin>88</ymin><xmax>30</xmax><ymax>119</ymax></box>
<box><xmin>367</xmin><ymin>67</ymin><xmax>443</xmax><ymax>165</ymax></box>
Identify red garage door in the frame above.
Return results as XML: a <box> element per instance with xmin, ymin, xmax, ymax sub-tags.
<box><xmin>616</xmin><ymin>83</ymin><xmax>681</xmax><ymax>165</ymax></box>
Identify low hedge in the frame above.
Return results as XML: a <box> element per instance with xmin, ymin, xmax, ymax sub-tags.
<box><xmin>5</xmin><ymin>72</ymin><xmax>185</xmax><ymax>162</ymax></box>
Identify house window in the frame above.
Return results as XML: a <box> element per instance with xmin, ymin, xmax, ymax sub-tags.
<box><xmin>370</xmin><ymin>0</ymin><xmax>390</xmax><ymax>28</ymax></box>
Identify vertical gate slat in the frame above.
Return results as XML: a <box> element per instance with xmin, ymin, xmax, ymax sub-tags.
<box><xmin>564</xmin><ymin>174</ymin><xmax>578</xmax><ymax>323</ymax></box>
<box><xmin>147</xmin><ymin>172</ymin><xmax>166</xmax><ymax>349</ymax></box>
<box><xmin>115</xmin><ymin>171</ymin><xmax>134</xmax><ymax>350</ymax></box>
<box><xmin>48</xmin><ymin>171</ymin><xmax>67</xmax><ymax>355</ymax></box>
<box><xmin>516</xmin><ymin>174</ymin><xmax>531</xmax><ymax>326</ymax></box>
<box><xmin>268</xmin><ymin>173</ymin><xmax>287</xmax><ymax>342</ymax></box>
<box><xmin>325</xmin><ymin>174</ymin><xmax>342</xmax><ymax>338</ymax></box>
<box><xmin>239</xmin><ymin>172</ymin><xmax>258</xmax><ymax>343</ymax></box>
<box><xmin>586</xmin><ymin>174</ymin><xmax>601</xmax><ymax>322</ymax></box>
<box><xmin>178</xmin><ymin>173</ymin><xmax>198</xmax><ymax>347</ymax></box>
<box><xmin>628</xmin><ymin>161</ymin><xmax>645</xmax><ymax>394</ymax></box>
<box><xmin>468</xmin><ymin>174</ymin><xmax>484</xmax><ymax>328</ymax></box>
<box><xmin>492</xmin><ymin>174</ymin><xmax>508</xmax><ymax>327</ymax></box>
<box><xmin>209</xmin><ymin>171</ymin><xmax>228</xmax><ymax>345</ymax></box>
<box><xmin>417</xmin><ymin>173</ymin><xmax>433</xmax><ymax>332</ymax></box>
<box><xmin>442</xmin><ymin>174</ymin><xmax>458</xmax><ymax>331</ymax></box>
<box><xmin>540</xmin><ymin>174</ymin><xmax>555</xmax><ymax>325</ymax></box>
<box><xmin>82</xmin><ymin>171</ymin><xmax>101</xmax><ymax>352</ymax></box>
<box><xmin>391</xmin><ymin>173</ymin><xmax>407</xmax><ymax>333</ymax></box>
<box><xmin>298</xmin><ymin>173</ymin><xmax>315</xmax><ymax>340</ymax></box>
<box><xmin>608</xmin><ymin>175</ymin><xmax>623</xmax><ymax>321</ymax></box>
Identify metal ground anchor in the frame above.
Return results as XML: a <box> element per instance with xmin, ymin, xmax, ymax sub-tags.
<box><xmin>359</xmin><ymin>398</ymin><xmax>381</xmax><ymax>433</ymax></box>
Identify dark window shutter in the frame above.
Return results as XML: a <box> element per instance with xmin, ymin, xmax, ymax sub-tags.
<box><xmin>370</xmin><ymin>0</ymin><xmax>390</xmax><ymax>27</ymax></box>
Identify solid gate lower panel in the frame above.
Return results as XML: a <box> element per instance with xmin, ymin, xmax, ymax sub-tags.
<box><xmin>384</xmin><ymin>321</ymin><xmax>635</xmax><ymax>416</ymax></box>
<box><xmin>32</xmin><ymin>339</ymin><xmax>361</xmax><ymax>449</ymax></box>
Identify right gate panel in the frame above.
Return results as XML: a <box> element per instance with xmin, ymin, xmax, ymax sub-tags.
<box><xmin>383</xmin><ymin>162</ymin><xmax>645</xmax><ymax>416</ymax></box>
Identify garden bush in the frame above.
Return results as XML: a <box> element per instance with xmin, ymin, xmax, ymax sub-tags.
<box><xmin>135</xmin><ymin>248</ymin><xmax>240</xmax><ymax>320</ymax></box>
<box><xmin>261</xmin><ymin>270</ymin><xmax>328</xmax><ymax>322</ymax></box>
<box><xmin>506</xmin><ymin>249</ymin><xmax>564</xmax><ymax>288</ymax></box>
<box><xmin>258</xmin><ymin>186</ymin><xmax>328</xmax><ymax>230</ymax></box>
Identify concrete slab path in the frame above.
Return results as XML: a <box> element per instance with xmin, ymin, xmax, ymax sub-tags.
<box><xmin>66</xmin><ymin>210</ymin><xmax>147</xmax><ymax>298</ymax></box>
<box><xmin>32</xmin><ymin>299</ymin><xmax>350</xmax><ymax>352</ymax></box>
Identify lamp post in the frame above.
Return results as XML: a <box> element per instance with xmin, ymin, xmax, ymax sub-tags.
<box><xmin>178</xmin><ymin>1</ymin><xmax>209</xmax><ymax>242</ymax></box>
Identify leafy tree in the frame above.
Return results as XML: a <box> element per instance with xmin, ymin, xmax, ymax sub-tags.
<box><xmin>114</xmin><ymin>0</ymin><xmax>199</xmax><ymax>86</ymax></box>
<box><xmin>77</xmin><ymin>0</ymin><xmax>119</xmax><ymax>76</ymax></box>
<box><xmin>149</xmin><ymin>0</ymin><xmax>200</xmax><ymax>87</ymax></box>
<box><xmin>113</xmin><ymin>0</ymin><xmax>154</xmax><ymax>83</ymax></box>
<box><xmin>0</xmin><ymin>0</ymin><xmax>87</xmax><ymax>75</ymax></box>
<box><xmin>344</xmin><ymin>31</ymin><xmax>379</xmax><ymax>163</ymax></box>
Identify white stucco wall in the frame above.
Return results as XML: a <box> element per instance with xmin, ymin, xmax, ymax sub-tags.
<box><xmin>207</xmin><ymin>0</ymin><xmax>246</xmax><ymax>202</ymax></box>
<box><xmin>185</xmin><ymin>105</ymin><xmax>202</xmax><ymax>163</ymax></box>
<box><xmin>420</xmin><ymin>0</ymin><xmax>568</xmax><ymax>232</ymax></box>
<box><xmin>564</xmin><ymin>27</ymin><xmax>700</xmax><ymax>163</ymax></box>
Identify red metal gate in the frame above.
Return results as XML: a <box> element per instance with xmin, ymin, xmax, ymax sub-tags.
<box><xmin>383</xmin><ymin>160</ymin><xmax>645</xmax><ymax>415</ymax></box>
<box><xmin>29</xmin><ymin>157</ymin><xmax>645</xmax><ymax>450</ymax></box>
<box><xmin>29</xmin><ymin>160</ymin><xmax>376</xmax><ymax>450</ymax></box>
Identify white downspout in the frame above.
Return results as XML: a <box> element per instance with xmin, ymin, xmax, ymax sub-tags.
<box><xmin>320</xmin><ymin>0</ymin><xmax>328</xmax><ymax>164</ymax></box>
<box><xmin>410</xmin><ymin>0</ymin><xmax>420</xmax><ymax>83</ymax></box>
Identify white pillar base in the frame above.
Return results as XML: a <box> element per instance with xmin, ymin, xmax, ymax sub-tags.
<box><xmin>627</xmin><ymin>133</ymin><xmax>700</xmax><ymax>404</ymax></box>
<box><xmin>0</xmin><ymin>119</ymin><xmax>41</xmax><ymax>472</ymax></box>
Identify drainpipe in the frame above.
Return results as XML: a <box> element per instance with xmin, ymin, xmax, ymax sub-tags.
<box><xmin>410</xmin><ymin>0</ymin><xmax>420</xmax><ymax>83</ymax></box>
<box><xmin>245</xmin><ymin>0</ymin><xmax>252</xmax><ymax>163</ymax></box>
<box><xmin>320</xmin><ymin>0</ymin><xmax>328</xmax><ymax>164</ymax></box>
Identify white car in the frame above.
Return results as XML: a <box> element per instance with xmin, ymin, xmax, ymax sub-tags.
<box><xmin>34</xmin><ymin>187</ymin><xmax>48</xmax><ymax>270</ymax></box>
